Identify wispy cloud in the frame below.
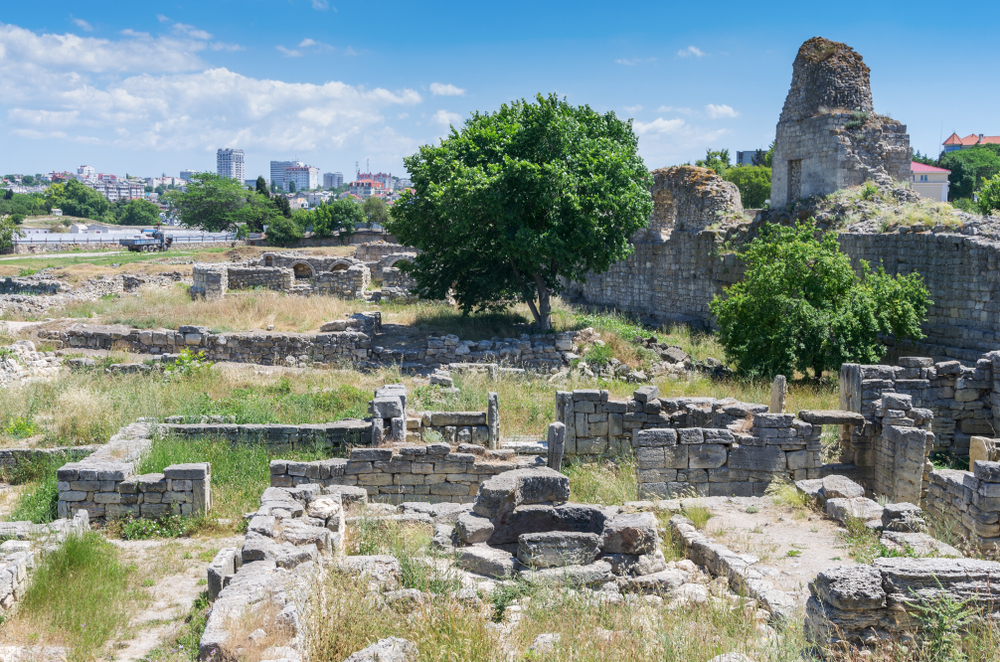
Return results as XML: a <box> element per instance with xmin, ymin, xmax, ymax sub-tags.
<box><xmin>311</xmin><ymin>0</ymin><xmax>330</xmax><ymax>9</ymax></box>
<box><xmin>277</xmin><ymin>45</ymin><xmax>302</xmax><ymax>57</ymax></box>
<box><xmin>705</xmin><ymin>103</ymin><xmax>738</xmax><ymax>119</ymax></box>
<box><xmin>615</xmin><ymin>57</ymin><xmax>656</xmax><ymax>66</ymax></box>
<box><xmin>677</xmin><ymin>45</ymin><xmax>704</xmax><ymax>58</ymax></box>
<box><xmin>343</xmin><ymin>46</ymin><xmax>358</xmax><ymax>56</ymax></box>
<box><xmin>71</xmin><ymin>18</ymin><xmax>93</xmax><ymax>32</ymax></box>
<box><xmin>633</xmin><ymin>118</ymin><xmax>686</xmax><ymax>136</ymax></box>
<box><xmin>430</xmin><ymin>82</ymin><xmax>464</xmax><ymax>97</ymax></box>
<box><xmin>156</xmin><ymin>14</ymin><xmax>170</xmax><ymax>23</ymax></box>
<box><xmin>172</xmin><ymin>23</ymin><xmax>212</xmax><ymax>40</ymax></box>
<box><xmin>623</xmin><ymin>105</ymin><xmax>643</xmax><ymax>114</ymax></box>
<box><xmin>656</xmin><ymin>105</ymin><xmax>693</xmax><ymax>115</ymax></box>
<box><xmin>433</xmin><ymin>109</ymin><xmax>462</xmax><ymax>126</ymax></box>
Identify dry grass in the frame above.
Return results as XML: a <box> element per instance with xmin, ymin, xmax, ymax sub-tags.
<box><xmin>564</xmin><ymin>456</ymin><xmax>638</xmax><ymax>506</ymax></box>
<box><xmin>220</xmin><ymin>600</ymin><xmax>295</xmax><ymax>662</ymax></box>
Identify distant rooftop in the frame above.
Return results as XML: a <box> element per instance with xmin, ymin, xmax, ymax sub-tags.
<box><xmin>911</xmin><ymin>162</ymin><xmax>951</xmax><ymax>173</ymax></box>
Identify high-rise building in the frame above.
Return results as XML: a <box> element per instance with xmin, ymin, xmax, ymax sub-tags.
<box><xmin>180</xmin><ymin>169</ymin><xmax>197</xmax><ymax>181</ymax></box>
<box><xmin>323</xmin><ymin>172</ymin><xmax>344</xmax><ymax>189</ymax></box>
<box><xmin>217</xmin><ymin>148</ymin><xmax>245</xmax><ymax>181</ymax></box>
<box><xmin>286</xmin><ymin>165</ymin><xmax>320</xmax><ymax>192</ymax></box>
<box><xmin>270</xmin><ymin>161</ymin><xmax>304</xmax><ymax>191</ymax></box>
<box><xmin>76</xmin><ymin>165</ymin><xmax>95</xmax><ymax>180</ymax></box>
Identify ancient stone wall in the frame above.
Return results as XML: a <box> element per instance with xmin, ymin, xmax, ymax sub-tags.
<box><xmin>269</xmin><ymin>444</ymin><xmax>521</xmax><ymax>503</ymax></box>
<box><xmin>190</xmin><ymin>264</ymin><xmax>227</xmax><ymax>300</ymax></box>
<box><xmin>355</xmin><ymin>242</ymin><xmax>411</xmax><ymax>262</ymax></box>
<box><xmin>226</xmin><ymin>266</ymin><xmax>292</xmax><ymax>291</ymax></box>
<box><xmin>0</xmin><ymin>277</ymin><xmax>69</xmax><ymax>295</ymax></box>
<box><xmin>380</xmin><ymin>266</ymin><xmax>416</xmax><ymax>290</ymax></box>
<box><xmin>925</xmin><ymin>461</ymin><xmax>1000</xmax><ymax>551</ymax></box>
<box><xmin>555</xmin><ymin>387</ymin><xmax>823</xmax><ymax>497</ymax></box>
<box><xmin>160</xmin><ymin>421</ymin><xmax>372</xmax><ymax>451</ymax></box>
<box><xmin>771</xmin><ymin>37</ymin><xmax>910</xmax><ymax>207</ymax></box>
<box><xmin>314</xmin><ymin>265</ymin><xmax>369</xmax><ymax>298</ymax></box>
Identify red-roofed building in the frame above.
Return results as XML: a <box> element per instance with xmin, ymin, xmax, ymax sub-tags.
<box><xmin>942</xmin><ymin>133</ymin><xmax>1000</xmax><ymax>153</ymax></box>
<box><xmin>911</xmin><ymin>162</ymin><xmax>951</xmax><ymax>202</ymax></box>
<box><xmin>348</xmin><ymin>178</ymin><xmax>385</xmax><ymax>199</ymax></box>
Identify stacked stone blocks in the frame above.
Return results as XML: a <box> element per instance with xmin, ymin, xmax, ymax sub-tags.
<box><xmin>925</xmin><ymin>460</ymin><xmax>1000</xmax><ymax>552</ymax></box>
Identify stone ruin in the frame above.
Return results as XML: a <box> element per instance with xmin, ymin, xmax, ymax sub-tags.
<box><xmin>770</xmin><ymin>37</ymin><xmax>911</xmax><ymax>206</ymax></box>
<box><xmin>189</xmin><ymin>242</ymin><xmax>419</xmax><ymax>302</ymax></box>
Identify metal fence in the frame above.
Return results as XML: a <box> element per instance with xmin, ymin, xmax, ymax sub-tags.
<box><xmin>14</xmin><ymin>232</ymin><xmax>237</xmax><ymax>245</ymax></box>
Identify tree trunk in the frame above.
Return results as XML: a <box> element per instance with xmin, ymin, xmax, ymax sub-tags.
<box><xmin>534</xmin><ymin>273</ymin><xmax>552</xmax><ymax>331</ymax></box>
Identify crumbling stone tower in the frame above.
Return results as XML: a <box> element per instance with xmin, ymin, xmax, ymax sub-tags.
<box><xmin>770</xmin><ymin>37</ymin><xmax>911</xmax><ymax>206</ymax></box>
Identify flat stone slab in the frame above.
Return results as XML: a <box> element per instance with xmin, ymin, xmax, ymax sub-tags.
<box><xmin>826</xmin><ymin>497</ymin><xmax>883</xmax><ymax>524</ymax></box>
<box><xmin>519</xmin><ymin>560</ymin><xmax>614</xmax><ymax>586</ymax></box>
<box><xmin>517</xmin><ymin>531</ymin><xmax>600</xmax><ymax>569</ymax></box>
<box><xmin>473</xmin><ymin>467</ymin><xmax>570</xmax><ymax>519</ymax></box>
<box><xmin>600</xmin><ymin>512</ymin><xmax>658</xmax><ymax>555</ymax></box>
<box><xmin>798</xmin><ymin>410</ymin><xmax>866</xmax><ymax>425</ymax></box>
<box><xmin>822</xmin><ymin>475</ymin><xmax>865</xmax><ymax>500</ymax></box>
<box><xmin>455</xmin><ymin>545</ymin><xmax>516</xmax><ymax>579</ymax></box>
<box><xmin>880</xmin><ymin>531</ymin><xmax>960</xmax><ymax>558</ymax></box>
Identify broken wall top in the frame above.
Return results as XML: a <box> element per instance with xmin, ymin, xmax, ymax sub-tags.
<box><xmin>645</xmin><ymin>165</ymin><xmax>743</xmax><ymax>238</ymax></box>
<box><xmin>779</xmin><ymin>37</ymin><xmax>873</xmax><ymax>123</ymax></box>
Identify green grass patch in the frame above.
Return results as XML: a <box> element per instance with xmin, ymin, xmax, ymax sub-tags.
<box><xmin>564</xmin><ymin>455</ymin><xmax>638</xmax><ymax>506</ymax></box>
<box><xmin>13</xmin><ymin>532</ymin><xmax>144</xmax><ymax>661</ymax></box>
<box><xmin>5</xmin><ymin>456</ymin><xmax>62</xmax><ymax>523</ymax></box>
<box><xmin>349</xmin><ymin>517</ymin><xmax>459</xmax><ymax>593</ymax></box>
<box><xmin>680</xmin><ymin>504</ymin><xmax>714</xmax><ymax>530</ymax></box>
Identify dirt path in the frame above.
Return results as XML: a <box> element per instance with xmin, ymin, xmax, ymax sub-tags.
<box><xmin>109</xmin><ymin>534</ymin><xmax>242</xmax><ymax>661</ymax></box>
<box><xmin>690</xmin><ymin>496</ymin><xmax>856</xmax><ymax>606</ymax></box>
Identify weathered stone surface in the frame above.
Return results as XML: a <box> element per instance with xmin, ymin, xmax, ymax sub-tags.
<box><xmin>688</xmin><ymin>444</ymin><xmax>727</xmax><ymax>469</ymax></box>
<box><xmin>821</xmin><ymin>475</ymin><xmax>865</xmax><ymax>500</ymax></box>
<box><xmin>455</xmin><ymin>545</ymin><xmax>516</xmax><ymax>578</ymax></box>
<box><xmin>343</xmin><ymin>637</ymin><xmax>418</xmax><ymax>662</ymax></box>
<box><xmin>520</xmin><ymin>560</ymin><xmax>614</xmax><ymax>586</ymax></box>
<box><xmin>517</xmin><ymin>531</ymin><xmax>600</xmax><ymax>569</ymax></box>
<box><xmin>810</xmin><ymin>565</ymin><xmax>886</xmax><ymax>611</ymax></box>
<box><xmin>472</xmin><ymin>468</ymin><xmax>569</xmax><ymax>519</ymax></box>
<box><xmin>455</xmin><ymin>512</ymin><xmax>494</xmax><ymax>545</ymax></box>
<box><xmin>621</xmin><ymin>567</ymin><xmax>689</xmax><ymax>595</ymax></box>
<box><xmin>826</xmin><ymin>497</ymin><xmax>883</xmax><ymax>524</ymax></box>
<box><xmin>881</xmin><ymin>502</ymin><xmax>925</xmax><ymax>533</ymax></box>
<box><xmin>728</xmin><ymin>447</ymin><xmax>785</xmax><ymax>472</ymax></box>
<box><xmin>600</xmin><ymin>512</ymin><xmax>658</xmax><ymax>555</ymax></box>
<box><xmin>604</xmin><ymin>549</ymin><xmax>668</xmax><ymax>576</ymax></box>
<box><xmin>797</xmin><ymin>409</ymin><xmax>866</xmax><ymax>425</ymax></box>
<box><xmin>879</xmin><ymin>531</ymin><xmax>960</xmax><ymax>558</ymax></box>
<box><xmin>340</xmin><ymin>555</ymin><xmax>402</xmax><ymax>583</ymax></box>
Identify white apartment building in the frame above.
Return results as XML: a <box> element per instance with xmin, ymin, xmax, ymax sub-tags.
<box><xmin>180</xmin><ymin>169</ymin><xmax>198</xmax><ymax>181</ymax></box>
<box><xmin>77</xmin><ymin>165</ymin><xmax>95</xmax><ymax>180</ymax></box>
<box><xmin>217</xmin><ymin>148</ymin><xmax>245</xmax><ymax>181</ymax></box>
<box><xmin>323</xmin><ymin>172</ymin><xmax>344</xmax><ymax>189</ymax></box>
<box><xmin>270</xmin><ymin>161</ymin><xmax>303</xmax><ymax>191</ymax></box>
<box><xmin>286</xmin><ymin>165</ymin><xmax>319</xmax><ymax>191</ymax></box>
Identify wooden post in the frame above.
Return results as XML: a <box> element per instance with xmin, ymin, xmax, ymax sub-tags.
<box><xmin>769</xmin><ymin>375</ymin><xmax>787</xmax><ymax>413</ymax></box>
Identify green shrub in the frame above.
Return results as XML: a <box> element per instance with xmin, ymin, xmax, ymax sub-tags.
<box><xmin>723</xmin><ymin>165</ymin><xmax>772</xmax><ymax>208</ymax></box>
<box><xmin>710</xmin><ymin>221</ymin><xmax>931</xmax><ymax>379</ymax></box>
<box><xmin>110</xmin><ymin>514</ymin><xmax>196</xmax><ymax>540</ymax></box>
<box><xmin>582</xmin><ymin>342</ymin><xmax>614</xmax><ymax>367</ymax></box>
<box><xmin>8</xmin><ymin>457</ymin><xmax>60</xmax><ymax>523</ymax></box>
<box><xmin>976</xmin><ymin>172</ymin><xmax>1000</xmax><ymax>216</ymax></box>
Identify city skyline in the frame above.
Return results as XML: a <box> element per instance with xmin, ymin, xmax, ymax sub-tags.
<box><xmin>1</xmin><ymin>0</ymin><xmax>997</xmax><ymax>178</ymax></box>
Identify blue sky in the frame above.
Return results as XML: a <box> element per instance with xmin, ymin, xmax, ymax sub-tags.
<box><xmin>1</xmin><ymin>0</ymin><xmax>996</xmax><ymax>181</ymax></box>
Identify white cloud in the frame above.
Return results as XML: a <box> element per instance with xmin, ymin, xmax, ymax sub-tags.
<box><xmin>615</xmin><ymin>57</ymin><xmax>656</xmax><ymax>66</ymax></box>
<box><xmin>311</xmin><ymin>0</ymin><xmax>330</xmax><ymax>9</ymax></box>
<box><xmin>433</xmin><ymin>110</ymin><xmax>462</xmax><ymax>126</ymax></box>
<box><xmin>343</xmin><ymin>46</ymin><xmax>358</xmax><ymax>56</ymax></box>
<box><xmin>633</xmin><ymin>118</ymin><xmax>685</xmax><ymax>136</ymax></box>
<box><xmin>299</xmin><ymin>38</ymin><xmax>319</xmax><ymax>47</ymax></box>
<box><xmin>71</xmin><ymin>18</ymin><xmax>93</xmax><ymax>32</ymax></box>
<box><xmin>156</xmin><ymin>14</ymin><xmax>170</xmax><ymax>23</ymax></box>
<box><xmin>705</xmin><ymin>103</ymin><xmax>739</xmax><ymax>119</ymax></box>
<box><xmin>172</xmin><ymin>23</ymin><xmax>212</xmax><ymax>40</ymax></box>
<box><xmin>0</xmin><ymin>22</ymin><xmax>207</xmax><ymax>74</ymax></box>
<box><xmin>0</xmin><ymin>24</ymin><xmax>424</xmax><ymax>155</ymax></box>
<box><xmin>677</xmin><ymin>45</ymin><xmax>704</xmax><ymax>58</ymax></box>
<box><xmin>277</xmin><ymin>46</ymin><xmax>302</xmax><ymax>57</ymax></box>
<box><xmin>430</xmin><ymin>82</ymin><xmax>465</xmax><ymax>97</ymax></box>
<box><xmin>623</xmin><ymin>104</ymin><xmax>643</xmax><ymax>114</ymax></box>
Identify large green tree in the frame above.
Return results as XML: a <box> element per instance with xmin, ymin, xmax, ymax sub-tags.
<box><xmin>0</xmin><ymin>216</ymin><xmax>24</xmax><ymax>252</ymax></box>
<box><xmin>695</xmin><ymin>149</ymin><xmax>732</xmax><ymax>176</ymax></box>
<box><xmin>117</xmin><ymin>199</ymin><xmax>161</xmax><ymax>226</ymax></box>
<box><xmin>164</xmin><ymin>173</ymin><xmax>277</xmax><ymax>232</ymax></box>
<box><xmin>710</xmin><ymin>222</ymin><xmax>931</xmax><ymax>379</ymax></box>
<box><xmin>723</xmin><ymin>165</ymin><xmax>772</xmax><ymax>208</ymax></box>
<box><xmin>310</xmin><ymin>198</ymin><xmax>364</xmax><ymax>237</ymax></box>
<box><xmin>388</xmin><ymin>93</ymin><xmax>653</xmax><ymax>330</ymax></box>
<box><xmin>939</xmin><ymin>145</ymin><xmax>1000</xmax><ymax>201</ymax></box>
<box><xmin>255</xmin><ymin>176</ymin><xmax>270</xmax><ymax>198</ymax></box>
<box><xmin>362</xmin><ymin>196</ymin><xmax>389</xmax><ymax>226</ymax></box>
<box><xmin>45</xmin><ymin>180</ymin><xmax>111</xmax><ymax>220</ymax></box>
<box><xmin>977</xmin><ymin>172</ymin><xmax>1000</xmax><ymax>216</ymax></box>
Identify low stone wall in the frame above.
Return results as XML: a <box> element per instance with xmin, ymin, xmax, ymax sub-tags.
<box><xmin>160</xmin><ymin>420</ymin><xmax>372</xmax><ymax>451</ymax></box>
<box><xmin>0</xmin><ymin>445</ymin><xmax>96</xmax><ymax>471</ymax></box>
<box><xmin>380</xmin><ymin>266</ymin><xmax>416</xmax><ymax>290</ymax></box>
<box><xmin>190</xmin><ymin>264</ymin><xmax>227</xmax><ymax>299</ymax></box>
<box><xmin>314</xmin><ymin>265</ymin><xmax>369</xmax><ymax>298</ymax></box>
<box><xmin>0</xmin><ymin>511</ymin><xmax>89</xmax><ymax>618</ymax></box>
<box><xmin>355</xmin><ymin>242</ymin><xmax>411</xmax><ymax>262</ymax></box>
<box><xmin>0</xmin><ymin>340</ymin><xmax>63</xmax><ymax>390</ymax></box>
<box><xmin>270</xmin><ymin>444</ymin><xmax>521</xmax><ymax>503</ymax></box>
<box><xmin>1</xmin><ymin>277</ymin><xmax>69</xmax><ymax>295</ymax></box>
<box><xmin>226</xmin><ymin>266</ymin><xmax>292</xmax><ymax>291</ymax></box>
<box><xmin>54</xmin><ymin>421</ymin><xmax>212</xmax><ymax>522</ymax></box>
<box><xmin>806</xmin><ymin>557</ymin><xmax>1000</xmax><ymax>647</ymax></box>
<box><xmin>925</xmin><ymin>460</ymin><xmax>1000</xmax><ymax>551</ymax></box>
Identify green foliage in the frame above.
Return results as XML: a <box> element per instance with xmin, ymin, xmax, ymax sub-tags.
<box><xmin>255</xmin><ymin>175</ymin><xmax>270</xmax><ymax>197</ymax></box>
<box><xmin>163</xmin><ymin>348</ymin><xmax>212</xmax><ymax>379</ymax></box>
<box><xmin>681</xmin><ymin>504</ymin><xmax>714</xmax><ymax>529</ymax></box>
<box><xmin>490</xmin><ymin>578</ymin><xmax>536</xmax><ymax>622</ymax></box>
<box><xmin>912</xmin><ymin>149</ymin><xmax>938</xmax><ymax>166</ymax></box>
<box><xmin>723</xmin><ymin>165</ymin><xmax>771</xmax><ymax>208</ymax></box>
<box><xmin>303</xmin><ymin>197</ymin><xmax>363</xmax><ymax>238</ymax></box>
<box><xmin>362</xmin><ymin>195</ymin><xmax>389</xmax><ymax>225</ymax></box>
<box><xmin>0</xmin><ymin>216</ymin><xmax>25</xmax><ymax>251</ymax></box>
<box><xmin>861</xmin><ymin>181</ymin><xmax>879</xmax><ymax>200</ymax></box>
<box><xmin>695</xmin><ymin>148</ymin><xmax>731</xmax><ymax>176</ymax></box>
<box><xmin>116</xmin><ymin>198</ymin><xmax>161</xmax><ymax>225</ymax></box>
<box><xmin>9</xmin><ymin>212</ymin><xmax>24</xmax><ymax>224</ymax></box>
<box><xmin>112</xmin><ymin>514</ymin><xmax>196</xmax><ymax>540</ymax></box>
<box><xmin>912</xmin><ymin>587</ymin><xmax>972</xmax><ymax>662</ymax></box>
<box><xmin>389</xmin><ymin>93</ymin><xmax>653</xmax><ymax>330</ymax></box>
<box><xmin>582</xmin><ymin>342</ymin><xmax>614</xmax><ymax>366</ymax></box>
<box><xmin>19</xmin><ymin>532</ymin><xmax>141</xmax><ymax>658</ymax></box>
<box><xmin>844</xmin><ymin>110</ymin><xmax>870</xmax><ymax>131</ymax></box>
<box><xmin>164</xmin><ymin>173</ymin><xmax>279</xmax><ymax>232</ymax></box>
<box><xmin>44</xmin><ymin>179</ymin><xmax>112</xmax><ymax>220</ymax></box>
<box><xmin>976</xmin><ymin>172</ymin><xmax>1000</xmax><ymax>216</ymax></box>
<box><xmin>4</xmin><ymin>416</ymin><xmax>40</xmax><ymax>437</ymax></box>
<box><xmin>940</xmin><ymin>144</ymin><xmax>1000</xmax><ymax>201</ymax></box>
<box><xmin>710</xmin><ymin>222</ymin><xmax>931</xmax><ymax>379</ymax></box>
<box><xmin>9</xmin><ymin>457</ymin><xmax>60</xmax><ymax>523</ymax></box>
<box><xmin>265</xmin><ymin>213</ymin><xmax>304</xmax><ymax>246</ymax></box>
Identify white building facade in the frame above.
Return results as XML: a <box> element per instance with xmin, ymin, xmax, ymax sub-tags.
<box><xmin>323</xmin><ymin>172</ymin><xmax>344</xmax><ymax>189</ymax></box>
<box><xmin>217</xmin><ymin>148</ymin><xmax>245</xmax><ymax>181</ymax></box>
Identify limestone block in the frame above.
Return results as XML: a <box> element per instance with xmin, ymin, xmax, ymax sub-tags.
<box><xmin>517</xmin><ymin>532</ymin><xmax>600</xmax><ymax>569</ymax></box>
<box><xmin>728</xmin><ymin>446</ymin><xmax>785</xmax><ymax>472</ymax></box>
<box><xmin>688</xmin><ymin>445</ymin><xmax>727</xmax><ymax>469</ymax></box>
<box><xmin>600</xmin><ymin>512</ymin><xmax>658</xmax><ymax>555</ymax></box>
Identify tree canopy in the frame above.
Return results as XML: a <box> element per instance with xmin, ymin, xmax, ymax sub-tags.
<box><xmin>116</xmin><ymin>199</ymin><xmax>161</xmax><ymax>226</ymax></box>
<box><xmin>388</xmin><ymin>93</ymin><xmax>653</xmax><ymax>330</ymax></box>
<box><xmin>695</xmin><ymin>149</ymin><xmax>732</xmax><ymax>176</ymax></box>
<box><xmin>939</xmin><ymin>145</ymin><xmax>1000</xmax><ymax>201</ymax></box>
<box><xmin>710</xmin><ymin>222</ymin><xmax>931</xmax><ymax>379</ymax></box>
<box><xmin>164</xmin><ymin>173</ymin><xmax>278</xmax><ymax>232</ymax></box>
<box><xmin>45</xmin><ymin>180</ymin><xmax>111</xmax><ymax>221</ymax></box>
<box><xmin>977</xmin><ymin>172</ymin><xmax>1000</xmax><ymax>216</ymax></box>
<box><xmin>723</xmin><ymin>165</ymin><xmax>772</xmax><ymax>208</ymax></box>
<box><xmin>0</xmin><ymin>216</ymin><xmax>24</xmax><ymax>252</ymax></box>
<box><xmin>362</xmin><ymin>196</ymin><xmax>389</xmax><ymax>226</ymax></box>
<box><xmin>310</xmin><ymin>197</ymin><xmax>363</xmax><ymax>238</ymax></box>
